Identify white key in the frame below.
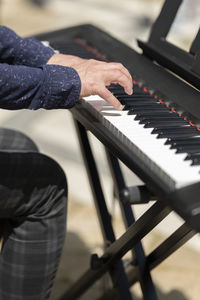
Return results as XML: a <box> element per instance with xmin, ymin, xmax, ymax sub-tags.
<box><xmin>82</xmin><ymin>96</ymin><xmax>200</xmax><ymax>190</ymax></box>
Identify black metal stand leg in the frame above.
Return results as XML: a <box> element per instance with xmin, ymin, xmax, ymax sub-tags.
<box><xmin>127</xmin><ymin>222</ymin><xmax>195</xmax><ymax>287</ymax></box>
<box><xmin>105</xmin><ymin>149</ymin><xmax>158</xmax><ymax>300</ymax></box>
<box><xmin>63</xmin><ymin>119</ymin><xmax>132</xmax><ymax>300</ymax></box>
<box><xmin>97</xmin><ymin>222</ymin><xmax>195</xmax><ymax>300</ymax></box>
<box><xmin>59</xmin><ymin>193</ymin><xmax>169</xmax><ymax>300</ymax></box>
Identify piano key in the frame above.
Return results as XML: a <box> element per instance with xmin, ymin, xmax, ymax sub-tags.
<box><xmin>185</xmin><ymin>153</ymin><xmax>200</xmax><ymax>160</ymax></box>
<box><xmin>109</xmin><ymin>85</ymin><xmax>142</xmax><ymax>94</ymax></box>
<box><xmin>134</xmin><ymin>111</ymin><xmax>178</xmax><ymax>117</ymax></box>
<box><xmin>116</xmin><ymin>94</ymin><xmax>154</xmax><ymax>100</ymax></box>
<box><xmin>185</xmin><ymin>154</ymin><xmax>200</xmax><ymax>165</ymax></box>
<box><xmin>191</xmin><ymin>158</ymin><xmax>200</xmax><ymax>166</ymax></box>
<box><xmin>155</xmin><ymin>127</ymin><xmax>199</xmax><ymax>134</ymax></box>
<box><xmin>156</xmin><ymin>127</ymin><xmax>199</xmax><ymax>139</ymax></box>
<box><xmin>170</xmin><ymin>139</ymin><xmax>200</xmax><ymax>147</ymax></box>
<box><xmin>144</xmin><ymin>119</ymin><xmax>188</xmax><ymax>128</ymax></box>
<box><xmin>126</xmin><ymin>99</ymin><xmax>160</xmax><ymax>104</ymax></box>
<box><xmin>139</xmin><ymin>116</ymin><xmax>181</xmax><ymax>124</ymax></box>
<box><xmin>82</xmin><ymin>96</ymin><xmax>200</xmax><ymax>190</ymax></box>
<box><xmin>175</xmin><ymin>145</ymin><xmax>200</xmax><ymax>153</ymax></box>
<box><xmin>129</xmin><ymin>100</ymin><xmax>160</xmax><ymax>105</ymax></box>
<box><xmin>128</xmin><ymin>105</ymin><xmax>169</xmax><ymax>112</ymax></box>
<box><xmin>165</xmin><ymin>136</ymin><xmax>200</xmax><ymax>145</ymax></box>
<box><xmin>120</xmin><ymin>100</ymin><xmax>158</xmax><ymax>106</ymax></box>
<box><xmin>125</xmin><ymin>107</ymin><xmax>168</xmax><ymax>113</ymax></box>
<box><xmin>125</xmin><ymin>103</ymin><xmax>160</xmax><ymax>109</ymax></box>
<box><xmin>152</xmin><ymin>124</ymin><xmax>190</xmax><ymax>133</ymax></box>
<box><xmin>124</xmin><ymin>103</ymin><xmax>162</xmax><ymax>109</ymax></box>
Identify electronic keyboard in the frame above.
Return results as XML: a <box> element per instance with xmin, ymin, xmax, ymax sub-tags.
<box><xmin>35</xmin><ymin>0</ymin><xmax>200</xmax><ymax>231</ymax></box>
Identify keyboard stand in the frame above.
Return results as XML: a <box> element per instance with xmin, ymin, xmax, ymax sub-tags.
<box><xmin>58</xmin><ymin>106</ymin><xmax>196</xmax><ymax>300</ymax></box>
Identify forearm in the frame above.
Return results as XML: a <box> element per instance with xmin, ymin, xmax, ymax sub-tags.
<box><xmin>0</xmin><ymin>63</ymin><xmax>81</xmax><ymax>110</ymax></box>
<box><xmin>0</xmin><ymin>26</ymin><xmax>54</xmax><ymax>67</ymax></box>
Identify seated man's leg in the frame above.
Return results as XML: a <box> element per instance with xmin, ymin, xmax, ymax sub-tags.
<box><xmin>0</xmin><ymin>129</ymin><xmax>68</xmax><ymax>300</ymax></box>
<box><xmin>0</xmin><ymin>128</ymin><xmax>39</xmax><ymax>152</ymax></box>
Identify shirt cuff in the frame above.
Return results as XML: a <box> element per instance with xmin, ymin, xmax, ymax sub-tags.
<box><xmin>28</xmin><ymin>64</ymin><xmax>81</xmax><ymax>110</ymax></box>
<box><xmin>14</xmin><ymin>37</ymin><xmax>55</xmax><ymax>67</ymax></box>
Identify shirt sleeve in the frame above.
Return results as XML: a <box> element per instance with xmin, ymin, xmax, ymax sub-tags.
<box><xmin>0</xmin><ymin>63</ymin><xmax>81</xmax><ymax>110</ymax></box>
<box><xmin>0</xmin><ymin>26</ymin><xmax>54</xmax><ymax>67</ymax></box>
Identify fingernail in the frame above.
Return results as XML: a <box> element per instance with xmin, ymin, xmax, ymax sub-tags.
<box><xmin>118</xmin><ymin>104</ymin><xmax>125</xmax><ymax>110</ymax></box>
<box><xmin>129</xmin><ymin>87</ymin><xmax>133</xmax><ymax>95</ymax></box>
<box><xmin>126</xmin><ymin>88</ymin><xmax>133</xmax><ymax>95</ymax></box>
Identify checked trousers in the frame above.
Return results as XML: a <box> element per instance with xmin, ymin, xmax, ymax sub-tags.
<box><xmin>0</xmin><ymin>128</ymin><xmax>68</xmax><ymax>300</ymax></box>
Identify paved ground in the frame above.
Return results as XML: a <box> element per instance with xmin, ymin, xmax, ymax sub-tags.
<box><xmin>0</xmin><ymin>0</ymin><xmax>200</xmax><ymax>299</ymax></box>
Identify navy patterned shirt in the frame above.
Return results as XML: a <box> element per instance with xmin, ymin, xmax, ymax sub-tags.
<box><xmin>0</xmin><ymin>26</ymin><xmax>81</xmax><ymax>110</ymax></box>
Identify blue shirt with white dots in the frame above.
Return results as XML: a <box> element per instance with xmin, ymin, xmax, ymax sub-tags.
<box><xmin>0</xmin><ymin>26</ymin><xmax>81</xmax><ymax>110</ymax></box>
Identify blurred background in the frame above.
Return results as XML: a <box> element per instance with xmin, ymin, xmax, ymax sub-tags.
<box><xmin>0</xmin><ymin>0</ymin><xmax>200</xmax><ymax>299</ymax></box>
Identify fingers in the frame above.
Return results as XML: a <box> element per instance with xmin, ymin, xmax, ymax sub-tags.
<box><xmin>93</xmin><ymin>60</ymin><xmax>132</xmax><ymax>84</ymax></box>
<box><xmin>98</xmin><ymin>87</ymin><xmax>123</xmax><ymax>110</ymax></box>
<box><xmin>74</xmin><ymin>59</ymin><xmax>133</xmax><ymax>110</ymax></box>
<box><xmin>107</xmin><ymin>62</ymin><xmax>132</xmax><ymax>83</ymax></box>
<box><xmin>105</xmin><ymin>68</ymin><xmax>132</xmax><ymax>95</ymax></box>
<box><xmin>99</xmin><ymin>62</ymin><xmax>132</xmax><ymax>95</ymax></box>
<box><xmin>93</xmin><ymin>60</ymin><xmax>133</xmax><ymax>94</ymax></box>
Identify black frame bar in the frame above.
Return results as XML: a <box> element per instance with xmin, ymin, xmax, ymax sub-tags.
<box><xmin>98</xmin><ymin>224</ymin><xmax>195</xmax><ymax>299</ymax></box>
<box><xmin>105</xmin><ymin>149</ymin><xmax>158</xmax><ymax>299</ymax></box>
<box><xmin>138</xmin><ymin>0</ymin><xmax>200</xmax><ymax>90</ymax></box>
<box><xmin>67</xmin><ymin>119</ymin><xmax>132</xmax><ymax>300</ymax></box>
<box><xmin>149</xmin><ymin>0</ymin><xmax>182</xmax><ymax>43</ymax></box>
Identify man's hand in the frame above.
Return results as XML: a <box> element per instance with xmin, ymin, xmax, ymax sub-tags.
<box><xmin>47</xmin><ymin>53</ymin><xmax>86</xmax><ymax>67</ymax></box>
<box><xmin>73</xmin><ymin>59</ymin><xmax>133</xmax><ymax>110</ymax></box>
<box><xmin>47</xmin><ymin>54</ymin><xmax>133</xmax><ymax>110</ymax></box>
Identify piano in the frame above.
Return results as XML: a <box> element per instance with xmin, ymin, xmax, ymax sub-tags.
<box><xmin>35</xmin><ymin>0</ymin><xmax>200</xmax><ymax>299</ymax></box>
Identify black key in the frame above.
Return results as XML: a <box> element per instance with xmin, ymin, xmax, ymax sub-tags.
<box><xmin>191</xmin><ymin>158</ymin><xmax>200</xmax><ymax>165</ymax></box>
<box><xmin>185</xmin><ymin>153</ymin><xmax>200</xmax><ymax>166</ymax></box>
<box><xmin>184</xmin><ymin>152</ymin><xmax>200</xmax><ymax>165</ymax></box>
<box><xmin>175</xmin><ymin>145</ymin><xmax>200</xmax><ymax>153</ymax></box>
<box><xmin>156</xmin><ymin>127</ymin><xmax>199</xmax><ymax>138</ymax></box>
<box><xmin>152</xmin><ymin>124</ymin><xmax>189</xmax><ymax>133</ymax></box>
<box><xmin>125</xmin><ymin>100</ymin><xmax>162</xmax><ymax>109</ymax></box>
<box><xmin>122</xmin><ymin>100</ymin><xmax>155</xmax><ymax>106</ymax></box>
<box><xmin>144</xmin><ymin>119</ymin><xmax>188</xmax><ymax>128</ymax></box>
<box><xmin>154</xmin><ymin>126</ymin><xmax>195</xmax><ymax>133</ymax></box>
<box><xmin>109</xmin><ymin>86</ymin><xmax>142</xmax><ymax>95</ymax></box>
<box><xmin>118</xmin><ymin>98</ymin><xmax>157</xmax><ymax>106</ymax></box>
<box><xmin>135</xmin><ymin>113</ymin><xmax>179</xmax><ymax>121</ymax></box>
<box><xmin>125</xmin><ymin>106</ymin><xmax>168</xmax><ymax>112</ymax></box>
<box><xmin>136</xmin><ymin>111</ymin><xmax>176</xmax><ymax>117</ymax></box>
<box><xmin>108</xmin><ymin>87</ymin><xmax>126</xmax><ymax>95</ymax></box>
<box><xmin>116</xmin><ymin>94</ymin><xmax>154</xmax><ymax>99</ymax></box>
<box><xmin>165</xmin><ymin>136</ymin><xmax>200</xmax><ymax>145</ymax></box>
<box><xmin>124</xmin><ymin>101</ymin><xmax>161</xmax><ymax>108</ymax></box>
<box><xmin>185</xmin><ymin>153</ymin><xmax>200</xmax><ymax>160</ymax></box>
<box><xmin>127</xmin><ymin>103</ymin><xmax>162</xmax><ymax>111</ymax></box>
<box><xmin>139</xmin><ymin>116</ymin><xmax>181</xmax><ymax>124</ymax></box>
<box><xmin>128</xmin><ymin>106</ymin><xmax>169</xmax><ymax>112</ymax></box>
<box><xmin>123</xmin><ymin>99</ymin><xmax>159</xmax><ymax>104</ymax></box>
<box><xmin>170</xmin><ymin>139</ymin><xmax>200</xmax><ymax>148</ymax></box>
<box><xmin>158</xmin><ymin>133</ymin><xmax>197</xmax><ymax>139</ymax></box>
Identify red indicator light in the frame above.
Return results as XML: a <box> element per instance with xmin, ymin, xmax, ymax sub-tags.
<box><xmin>189</xmin><ymin>122</ymin><xmax>195</xmax><ymax>127</ymax></box>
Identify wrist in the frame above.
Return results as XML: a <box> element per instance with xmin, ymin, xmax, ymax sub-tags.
<box><xmin>46</xmin><ymin>53</ymin><xmax>61</xmax><ymax>65</ymax></box>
